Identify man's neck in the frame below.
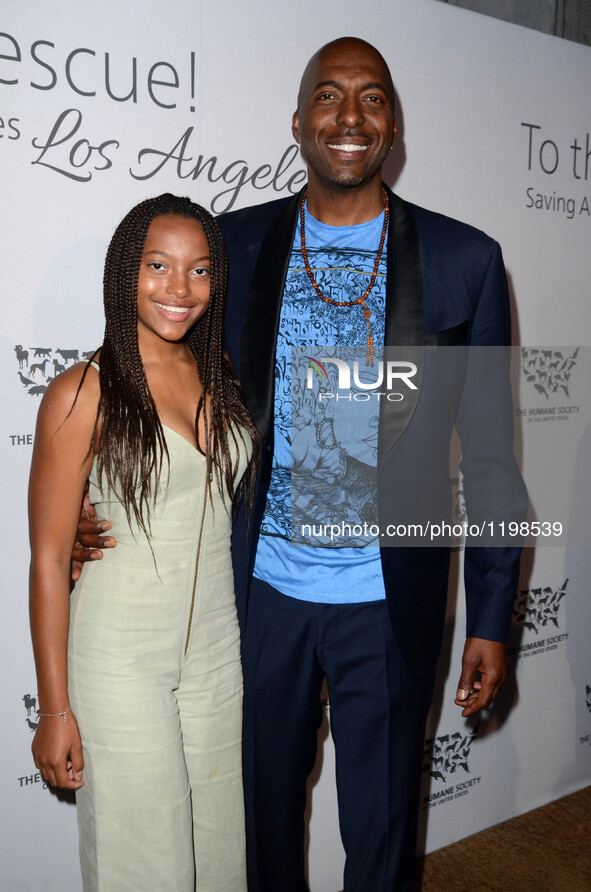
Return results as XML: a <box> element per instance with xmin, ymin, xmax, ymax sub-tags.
<box><xmin>305</xmin><ymin>175</ymin><xmax>386</xmax><ymax>227</ymax></box>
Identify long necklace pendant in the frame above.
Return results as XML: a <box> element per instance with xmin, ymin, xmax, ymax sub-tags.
<box><xmin>299</xmin><ymin>187</ymin><xmax>388</xmax><ymax>370</ymax></box>
<box><xmin>363</xmin><ymin>305</ymin><xmax>374</xmax><ymax>367</ymax></box>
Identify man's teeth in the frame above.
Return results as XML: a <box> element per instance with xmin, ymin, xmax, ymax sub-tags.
<box><xmin>328</xmin><ymin>144</ymin><xmax>368</xmax><ymax>151</ymax></box>
<box><xmin>155</xmin><ymin>302</ymin><xmax>191</xmax><ymax>314</ymax></box>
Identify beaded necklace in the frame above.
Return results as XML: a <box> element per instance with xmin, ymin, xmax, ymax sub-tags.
<box><xmin>299</xmin><ymin>187</ymin><xmax>389</xmax><ymax>367</ymax></box>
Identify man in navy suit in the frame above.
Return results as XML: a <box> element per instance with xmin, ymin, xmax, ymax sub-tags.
<box><xmin>76</xmin><ymin>37</ymin><xmax>525</xmax><ymax>892</ymax></box>
<box><xmin>218</xmin><ymin>37</ymin><xmax>525</xmax><ymax>892</ymax></box>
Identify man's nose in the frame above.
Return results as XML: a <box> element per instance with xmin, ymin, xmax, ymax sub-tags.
<box><xmin>337</xmin><ymin>95</ymin><xmax>364</xmax><ymax>127</ymax></box>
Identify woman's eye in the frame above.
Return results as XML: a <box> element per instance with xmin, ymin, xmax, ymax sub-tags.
<box><xmin>193</xmin><ymin>267</ymin><xmax>210</xmax><ymax>277</ymax></box>
<box><xmin>148</xmin><ymin>261</ymin><xmax>165</xmax><ymax>270</ymax></box>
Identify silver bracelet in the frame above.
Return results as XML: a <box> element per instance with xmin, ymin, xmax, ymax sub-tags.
<box><xmin>37</xmin><ymin>706</ymin><xmax>71</xmax><ymax>722</ymax></box>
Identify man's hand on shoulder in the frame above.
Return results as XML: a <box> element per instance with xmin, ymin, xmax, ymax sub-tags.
<box><xmin>454</xmin><ymin>637</ymin><xmax>507</xmax><ymax>717</ymax></box>
<box><xmin>71</xmin><ymin>489</ymin><xmax>115</xmax><ymax>581</ymax></box>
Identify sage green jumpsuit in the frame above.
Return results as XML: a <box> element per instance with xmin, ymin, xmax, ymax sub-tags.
<box><xmin>68</xmin><ymin>420</ymin><xmax>249</xmax><ymax>891</ymax></box>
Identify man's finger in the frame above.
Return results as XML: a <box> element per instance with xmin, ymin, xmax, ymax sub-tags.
<box><xmin>73</xmin><ymin>536</ymin><xmax>115</xmax><ymax>552</ymax></box>
<box><xmin>72</xmin><ymin>545</ymin><xmax>104</xmax><ymax>561</ymax></box>
<box><xmin>477</xmin><ymin>672</ymin><xmax>503</xmax><ymax>710</ymax></box>
<box><xmin>71</xmin><ymin>548</ymin><xmax>104</xmax><ymax>582</ymax></box>
<box><xmin>455</xmin><ymin>660</ymin><xmax>478</xmax><ymax>701</ymax></box>
<box><xmin>77</xmin><ymin>518</ymin><xmax>112</xmax><ymax>536</ymax></box>
<box><xmin>456</xmin><ymin>693</ymin><xmax>483</xmax><ymax>717</ymax></box>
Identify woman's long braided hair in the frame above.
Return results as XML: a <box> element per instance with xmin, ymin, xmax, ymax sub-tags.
<box><xmin>88</xmin><ymin>193</ymin><xmax>259</xmax><ymax>538</ymax></box>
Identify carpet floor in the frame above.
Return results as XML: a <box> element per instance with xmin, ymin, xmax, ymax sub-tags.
<box><xmin>414</xmin><ymin>785</ymin><xmax>591</xmax><ymax>891</ymax></box>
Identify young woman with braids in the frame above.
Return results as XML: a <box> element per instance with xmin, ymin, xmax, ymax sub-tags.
<box><xmin>28</xmin><ymin>194</ymin><xmax>258</xmax><ymax>891</ymax></box>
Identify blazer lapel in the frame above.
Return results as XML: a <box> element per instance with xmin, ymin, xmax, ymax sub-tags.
<box><xmin>379</xmin><ymin>187</ymin><xmax>425</xmax><ymax>460</ymax></box>
<box><xmin>240</xmin><ymin>192</ymin><xmax>301</xmax><ymax>439</ymax></box>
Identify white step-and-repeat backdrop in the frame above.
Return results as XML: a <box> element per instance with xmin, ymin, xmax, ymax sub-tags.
<box><xmin>2</xmin><ymin>1</ymin><xmax>590</xmax><ymax>889</ymax></box>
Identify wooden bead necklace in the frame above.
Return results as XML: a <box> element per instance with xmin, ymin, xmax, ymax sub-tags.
<box><xmin>299</xmin><ymin>187</ymin><xmax>389</xmax><ymax>367</ymax></box>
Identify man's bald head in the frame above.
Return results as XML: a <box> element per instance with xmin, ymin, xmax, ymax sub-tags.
<box><xmin>297</xmin><ymin>37</ymin><xmax>395</xmax><ymax>113</ymax></box>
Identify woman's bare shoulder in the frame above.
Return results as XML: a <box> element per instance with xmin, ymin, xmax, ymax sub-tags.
<box><xmin>38</xmin><ymin>357</ymin><xmax>100</xmax><ymax>429</ymax></box>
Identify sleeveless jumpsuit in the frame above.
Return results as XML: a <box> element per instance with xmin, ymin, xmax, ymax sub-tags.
<box><xmin>68</xmin><ymin>399</ymin><xmax>250</xmax><ymax>891</ymax></box>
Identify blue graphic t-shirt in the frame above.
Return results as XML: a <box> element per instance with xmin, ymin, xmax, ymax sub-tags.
<box><xmin>253</xmin><ymin>204</ymin><xmax>388</xmax><ymax>603</ymax></box>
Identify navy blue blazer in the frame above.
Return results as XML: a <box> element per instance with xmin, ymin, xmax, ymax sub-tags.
<box><xmin>219</xmin><ymin>186</ymin><xmax>527</xmax><ymax>677</ymax></box>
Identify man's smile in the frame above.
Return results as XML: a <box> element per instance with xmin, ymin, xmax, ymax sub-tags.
<box><xmin>326</xmin><ymin>143</ymin><xmax>369</xmax><ymax>152</ymax></box>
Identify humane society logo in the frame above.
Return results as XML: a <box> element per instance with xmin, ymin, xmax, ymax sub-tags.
<box><xmin>521</xmin><ymin>347</ymin><xmax>579</xmax><ymax>401</ymax></box>
<box><xmin>421</xmin><ymin>723</ymin><xmax>482</xmax><ymax>810</ymax></box>
<box><xmin>519</xmin><ymin>347</ymin><xmax>581</xmax><ymax>424</ymax></box>
<box><xmin>512</xmin><ymin>578</ymin><xmax>568</xmax><ymax>633</ymax></box>
<box><xmin>14</xmin><ymin>344</ymin><xmax>94</xmax><ymax>397</ymax></box>
<box><xmin>508</xmin><ymin>579</ymin><xmax>569</xmax><ymax>660</ymax></box>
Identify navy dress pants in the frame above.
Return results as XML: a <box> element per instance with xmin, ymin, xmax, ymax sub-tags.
<box><xmin>242</xmin><ymin>578</ymin><xmax>436</xmax><ymax>892</ymax></box>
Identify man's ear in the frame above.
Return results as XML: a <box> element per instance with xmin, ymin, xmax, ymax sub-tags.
<box><xmin>292</xmin><ymin>110</ymin><xmax>301</xmax><ymax>144</ymax></box>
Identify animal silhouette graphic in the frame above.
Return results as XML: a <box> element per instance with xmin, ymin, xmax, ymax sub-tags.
<box><xmin>28</xmin><ymin>384</ymin><xmax>47</xmax><ymax>396</ymax></box>
<box><xmin>14</xmin><ymin>344</ymin><xmax>90</xmax><ymax>397</ymax></box>
<box><xmin>423</xmin><ymin>723</ymin><xmax>480</xmax><ymax>781</ymax></box>
<box><xmin>29</xmin><ymin>359</ymin><xmax>49</xmax><ymax>377</ymax></box>
<box><xmin>23</xmin><ymin>693</ymin><xmax>39</xmax><ymax>731</ymax></box>
<box><xmin>18</xmin><ymin>371</ymin><xmax>35</xmax><ymax>387</ymax></box>
<box><xmin>15</xmin><ymin>345</ymin><xmax>29</xmax><ymax>368</ymax></box>
<box><xmin>521</xmin><ymin>347</ymin><xmax>578</xmax><ymax>401</ymax></box>
<box><xmin>55</xmin><ymin>348</ymin><xmax>80</xmax><ymax>363</ymax></box>
<box><xmin>513</xmin><ymin>579</ymin><xmax>568</xmax><ymax>633</ymax></box>
<box><xmin>22</xmin><ymin>694</ymin><xmax>37</xmax><ymax>716</ymax></box>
